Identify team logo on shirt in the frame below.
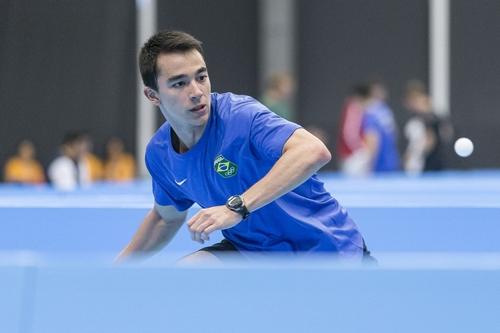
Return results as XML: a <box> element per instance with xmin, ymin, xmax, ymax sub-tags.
<box><xmin>214</xmin><ymin>154</ymin><xmax>238</xmax><ymax>178</ymax></box>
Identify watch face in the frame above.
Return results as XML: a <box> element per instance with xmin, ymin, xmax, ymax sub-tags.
<box><xmin>228</xmin><ymin>196</ymin><xmax>243</xmax><ymax>208</ymax></box>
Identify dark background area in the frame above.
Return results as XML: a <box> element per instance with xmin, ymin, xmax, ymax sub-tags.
<box><xmin>1</xmin><ymin>0</ymin><xmax>499</xmax><ymax>174</ymax></box>
<box><xmin>449</xmin><ymin>0</ymin><xmax>500</xmax><ymax>169</ymax></box>
<box><xmin>0</xmin><ymin>0</ymin><xmax>137</xmax><ymax>167</ymax></box>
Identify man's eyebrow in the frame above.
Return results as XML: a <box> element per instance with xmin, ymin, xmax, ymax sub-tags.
<box><xmin>167</xmin><ymin>67</ymin><xmax>207</xmax><ymax>83</ymax></box>
<box><xmin>196</xmin><ymin>67</ymin><xmax>207</xmax><ymax>74</ymax></box>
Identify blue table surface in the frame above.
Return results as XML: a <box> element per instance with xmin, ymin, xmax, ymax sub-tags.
<box><xmin>2</xmin><ymin>170</ymin><xmax>500</xmax><ymax>332</ymax></box>
<box><xmin>1</xmin><ymin>170</ymin><xmax>500</xmax><ymax>208</ymax></box>
<box><xmin>1</xmin><ymin>170</ymin><xmax>499</xmax><ymax>254</ymax></box>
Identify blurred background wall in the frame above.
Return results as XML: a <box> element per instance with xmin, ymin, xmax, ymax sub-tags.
<box><xmin>1</xmin><ymin>0</ymin><xmax>499</xmax><ymax>172</ymax></box>
<box><xmin>450</xmin><ymin>0</ymin><xmax>500</xmax><ymax>169</ymax></box>
<box><xmin>0</xmin><ymin>0</ymin><xmax>137</xmax><ymax>168</ymax></box>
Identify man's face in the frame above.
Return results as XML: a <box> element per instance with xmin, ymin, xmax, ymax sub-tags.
<box><xmin>148</xmin><ymin>50</ymin><xmax>211</xmax><ymax>128</ymax></box>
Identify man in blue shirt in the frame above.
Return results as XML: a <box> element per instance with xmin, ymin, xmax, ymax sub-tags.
<box><xmin>117</xmin><ymin>31</ymin><xmax>369</xmax><ymax>263</ymax></box>
<box><xmin>361</xmin><ymin>81</ymin><xmax>400</xmax><ymax>173</ymax></box>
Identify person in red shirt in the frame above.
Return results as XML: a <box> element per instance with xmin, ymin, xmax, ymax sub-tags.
<box><xmin>336</xmin><ymin>84</ymin><xmax>371</xmax><ymax>176</ymax></box>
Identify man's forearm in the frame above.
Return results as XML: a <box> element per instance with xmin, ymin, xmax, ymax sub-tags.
<box><xmin>116</xmin><ymin>209</ymin><xmax>183</xmax><ymax>261</ymax></box>
<box><xmin>242</xmin><ymin>130</ymin><xmax>331</xmax><ymax>212</ymax></box>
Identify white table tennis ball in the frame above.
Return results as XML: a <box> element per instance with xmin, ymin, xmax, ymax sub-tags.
<box><xmin>454</xmin><ymin>137</ymin><xmax>474</xmax><ymax>157</ymax></box>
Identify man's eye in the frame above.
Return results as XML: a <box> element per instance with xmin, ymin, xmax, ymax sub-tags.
<box><xmin>172</xmin><ymin>81</ymin><xmax>186</xmax><ymax>88</ymax></box>
<box><xmin>198</xmin><ymin>75</ymin><xmax>208</xmax><ymax>81</ymax></box>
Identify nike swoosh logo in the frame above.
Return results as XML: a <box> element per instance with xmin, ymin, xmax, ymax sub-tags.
<box><xmin>175</xmin><ymin>178</ymin><xmax>187</xmax><ymax>186</ymax></box>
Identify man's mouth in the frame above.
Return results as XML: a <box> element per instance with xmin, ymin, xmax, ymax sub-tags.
<box><xmin>190</xmin><ymin>104</ymin><xmax>206</xmax><ymax>112</ymax></box>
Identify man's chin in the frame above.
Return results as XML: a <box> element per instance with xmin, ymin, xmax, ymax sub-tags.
<box><xmin>190</xmin><ymin>111</ymin><xmax>209</xmax><ymax>126</ymax></box>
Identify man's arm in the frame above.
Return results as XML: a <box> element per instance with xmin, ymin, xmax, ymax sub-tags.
<box><xmin>241</xmin><ymin>128</ymin><xmax>331</xmax><ymax>211</ymax></box>
<box><xmin>115</xmin><ymin>204</ymin><xmax>187</xmax><ymax>262</ymax></box>
<box><xmin>187</xmin><ymin>128</ymin><xmax>331</xmax><ymax>241</ymax></box>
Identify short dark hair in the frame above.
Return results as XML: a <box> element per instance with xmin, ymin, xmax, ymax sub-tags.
<box><xmin>62</xmin><ymin>131</ymin><xmax>82</xmax><ymax>146</ymax></box>
<box><xmin>139</xmin><ymin>30</ymin><xmax>204</xmax><ymax>91</ymax></box>
<box><xmin>351</xmin><ymin>84</ymin><xmax>371</xmax><ymax>99</ymax></box>
<box><xmin>405</xmin><ymin>79</ymin><xmax>427</xmax><ymax>96</ymax></box>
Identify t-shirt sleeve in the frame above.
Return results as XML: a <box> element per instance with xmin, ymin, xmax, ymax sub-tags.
<box><xmin>151</xmin><ymin>178</ymin><xmax>194</xmax><ymax>211</ymax></box>
<box><xmin>249</xmin><ymin>106</ymin><xmax>302</xmax><ymax>161</ymax></box>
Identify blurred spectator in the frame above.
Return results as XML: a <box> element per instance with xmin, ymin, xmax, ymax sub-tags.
<box><xmin>3</xmin><ymin>140</ymin><xmax>45</xmax><ymax>184</ymax></box>
<box><xmin>361</xmin><ymin>81</ymin><xmax>400</xmax><ymax>173</ymax></box>
<box><xmin>261</xmin><ymin>72</ymin><xmax>296</xmax><ymax>121</ymax></box>
<box><xmin>403</xmin><ymin>80</ymin><xmax>452</xmax><ymax>174</ymax></box>
<box><xmin>48</xmin><ymin>132</ymin><xmax>90</xmax><ymax>190</ymax></box>
<box><xmin>336</xmin><ymin>84</ymin><xmax>371</xmax><ymax>175</ymax></box>
<box><xmin>81</xmin><ymin>132</ymin><xmax>104</xmax><ymax>182</ymax></box>
<box><xmin>103</xmin><ymin>137</ymin><xmax>136</xmax><ymax>182</ymax></box>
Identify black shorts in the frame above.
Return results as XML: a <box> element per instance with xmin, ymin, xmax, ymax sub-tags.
<box><xmin>198</xmin><ymin>239</ymin><xmax>242</xmax><ymax>259</ymax></box>
<box><xmin>200</xmin><ymin>238</ymin><xmax>376</xmax><ymax>263</ymax></box>
<box><xmin>362</xmin><ymin>240</ymin><xmax>377</xmax><ymax>265</ymax></box>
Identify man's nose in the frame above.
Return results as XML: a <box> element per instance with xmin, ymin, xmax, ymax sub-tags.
<box><xmin>189</xmin><ymin>82</ymin><xmax>203</xmax><ymax>102</ymax></box>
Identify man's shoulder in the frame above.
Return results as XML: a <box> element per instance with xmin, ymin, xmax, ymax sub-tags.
<box><xmin>146</xmin><ymin>123</ymin><xmax>170</xmax><ymax>161</ymax></box>
<box><xmin>213</xmin><ymin>91</ymin><xmax>255</xmax><ymax>104</ymax></box>
<box><xmin>213</xmin><ymin>92</ymin><xmax>266</xmax><ymax>117</ymax></box>
<box><xmin>212</xmin><ymin>92</ymin><xmax>272</xmax><ymax>130</ymax></box>
<box><xmin>148</xmin><ymin>122</ymin><xmax>169</xmax><ymax>145</ymax></box>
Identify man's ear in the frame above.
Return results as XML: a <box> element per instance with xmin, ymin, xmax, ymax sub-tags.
<box><xmin>144</xmin><ymin>87</ymin><xmax>160</xmax><ymax>106</ymax></box>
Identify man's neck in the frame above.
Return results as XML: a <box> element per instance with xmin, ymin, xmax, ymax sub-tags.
<box><xmin>170</xmin><ymin>122</ymin><xmax>207</xmax><ymax>153</ymax></box>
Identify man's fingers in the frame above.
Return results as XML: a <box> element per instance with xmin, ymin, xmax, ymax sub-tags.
<box><xmin>204</xmin><ymin>224</ymin><xmax>219</xmax><ymax>235</ymax></box>
<box><xmin>187</xmin><ymin>207</ymin><xmax>235</xmax><ymax>244</ymax></box>
<box><xmin>194</xmin><ymin>221</ymin><xmax>214</xmax><ymax>242</ymax></box>
<box><xmin>190</xmin><ymin>229</ymin><xmax>205</xmax><ymax>243</ymax></box>
<box><xmin>187</xmin><ymin>211</ymin><xmax>201</xmax><ymax>227</ymax></box>
<box><xmin>190</xmin><ymin>229</ymin><xmax>197</xmax><ymax>241</ymax></box>
<box><xmin>189</xmin><ymin>214</ymin><xmax>213</xmax><ymax>243</ymax></box>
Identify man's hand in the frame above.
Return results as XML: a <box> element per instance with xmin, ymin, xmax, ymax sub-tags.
<box><xmin>187</xmin><ymin>206</ymin><xmax>242</xmax><ymax>243</ymax></box>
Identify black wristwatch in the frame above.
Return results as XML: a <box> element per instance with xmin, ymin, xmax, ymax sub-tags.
<box><xmin>226</xmin><ymin>195</ymin><xmax>250</xmax><ymax>219</ymax></box>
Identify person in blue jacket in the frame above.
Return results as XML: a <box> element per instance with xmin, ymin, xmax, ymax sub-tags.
<box><xmin>117</xmin><ymin>30</ymin><xmax>370</xmax><ymax>263</ymax></box>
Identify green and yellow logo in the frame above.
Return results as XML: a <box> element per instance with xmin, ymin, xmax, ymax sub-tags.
<box><xmin>214</xmin><ymin>154</ymin><xmax>238</xmax><ymax>178</ymax></box>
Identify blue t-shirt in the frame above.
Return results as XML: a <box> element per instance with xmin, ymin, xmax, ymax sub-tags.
<box><xmin>146</xmin><ymin>92</ymin><xmax>364</xmax><ymax>255</ymax></box>
<box><xmin>362</xmin><ymin>101</ymin><xmax>400</xmax><ymax>172</ymax></box>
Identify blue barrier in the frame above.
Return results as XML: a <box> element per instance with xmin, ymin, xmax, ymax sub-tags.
<box><xmin>1</xmin><ymin>261</ymin><xmax>499</xmax><ymax>333</ymax></box>
<box><xmin>0</xmin><ymin>266</ymin><xmax>25</xmax><ymax>333</ymax></box>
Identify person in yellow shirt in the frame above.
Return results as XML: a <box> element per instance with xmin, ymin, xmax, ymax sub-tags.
<box><xmin>84</xmin><ymin>152</ymin><xmax>104</xmax><ymax>182</ymax></box>
<box><xmin>4</xmin><ymin>140</ymin><xmax>45</xmax><ymax>184</ymax></box>
<box><xmin>81</xmin><ymin>133</ymin><xmax>104</xmax><ymax>182</ymax></box>
<box><xmin>104</xmin><ymin>137</ymin><xmax>136</xmax><ymax>182</ymax></box>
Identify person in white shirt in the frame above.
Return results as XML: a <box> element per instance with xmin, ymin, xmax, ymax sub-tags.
<box><xmin>48</xmin><ymin>132</ymin><xmax>90</xmax><ymax>190</ymax></box>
